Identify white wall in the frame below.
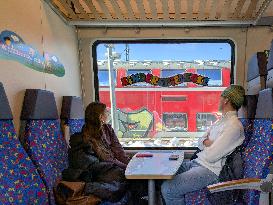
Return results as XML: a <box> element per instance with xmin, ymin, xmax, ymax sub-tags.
<box><xmin>0</xmin><ymin>0</ymin><xmax>82</xmax><ymax>131</ymax></box>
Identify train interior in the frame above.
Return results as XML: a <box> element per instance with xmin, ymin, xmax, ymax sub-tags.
<box><xmin>0</xmin><ymin>0</ymin><xmax>273</xmax><ymax>204</ymax></box>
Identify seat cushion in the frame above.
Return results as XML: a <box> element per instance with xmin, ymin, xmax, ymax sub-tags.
<box><xmin>68</xmin><ymin>119</ymin><xmax>84</xmax><ymax>135</ymax></box>
<box><xmin>185</xmin><ymin>189</ymin><xmax>211</xmax><ymax>205</ymax></box>
<box><xmin>0</xmin><ymin>120</ymin><xmax>48</xmax><ymax>204</ymax></box>
<box><xmin>243</xmin><ymin>119</ymin><xmax>273</xmax><ymax>204</ymax></box>
<box><xmin>239</xmin><ymin>119</ymin><xmax>255</xmax><ymax>147</ymax></box>
<box><xmin>24</xmin><ymin>119</ymin><xmax>68</xmax><ymax>205</ymax></box>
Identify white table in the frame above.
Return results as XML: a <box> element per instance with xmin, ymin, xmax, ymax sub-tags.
<box><xmin>125</xmin><ymin>150</ymin><xmax>184</xmax><ymax>205</ymax></box>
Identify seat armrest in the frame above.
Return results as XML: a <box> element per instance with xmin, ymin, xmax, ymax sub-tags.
<box><xmin>208</xmin><ymin>178</ymin><xmax>262</xmax><ymax>193</ymax></box>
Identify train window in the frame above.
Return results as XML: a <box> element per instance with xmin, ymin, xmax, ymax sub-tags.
<box><xmin>196</xmin><ymin>113</ymin><xmax>218</xmax><ymax>131</ymax></box>
<box><xmin>94</xmin><ymin>40</ymin><xmax>234</xmax><ymax>149</ymax></box>
<box><xmin>161</xmin><ymin>69</ymin><xmax>187</xmax><ymax>87</ymax></box>
<box><xmin>196</xmin><ymin>69</ymin><xmax>222</xmax><ymax>86</ymax></box>
<box><xmin>98</xmin><ymin>70</ymin><xmax>117</xmax><ymax>86</ymax></box>
<box><xmin>163</xmin><ymin>113</ymin><xmax>188</xmax><ymax>132</ymax></box>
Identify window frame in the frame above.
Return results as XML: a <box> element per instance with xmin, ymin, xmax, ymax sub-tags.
<box><xmin>92</xmin><ymin>39</ymin><xmax>235</xmax><ymax>150</ymax></box>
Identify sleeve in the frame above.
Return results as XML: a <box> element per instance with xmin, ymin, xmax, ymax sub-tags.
<box><xmin>92</xmin><ymin>139</ymin><xmax>128</xmax><ymax>169</ymax></box>
<box><xmin>198</xmin><ymin>129</ymin><xmax>210</xmax><ymax>150</ymax></box>
<box><xmin>200</xmin><ymin>123</ymin><xmax>244</xmax><ymax>163</ymax></box>
<box><xmin>107</xmin><ymin>125</ymin><xmax>130</xmax><ymax>165</ymax></box>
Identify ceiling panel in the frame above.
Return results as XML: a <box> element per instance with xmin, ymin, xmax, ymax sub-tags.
<box><xmin>49</xmin><ymin>0</ymin><xmax>273</xmax><ymax>26</ymax></box>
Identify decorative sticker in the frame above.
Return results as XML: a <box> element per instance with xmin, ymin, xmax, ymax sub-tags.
<box><xmin>0</xmin><ymin>30</ymin><xmax>65</xmax><ymax>77</ymax></box>
<box><xmin>121</xmin><ymin>72</ymin><xmax>209</xmax><ymax>87</ymax></box>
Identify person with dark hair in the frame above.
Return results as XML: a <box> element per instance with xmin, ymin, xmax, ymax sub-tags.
<box><xmin>161</xmin><ymin>85</ymin><xmax>246</xmax><ymax>205</ymax></box>
<box><xmin>82</xmin><ymin>102</ymin><xmax>130</xmax><ymax>169</ymax></box>
<box><xmin>61</xmin><ymin>102</ymin><xmax>130</xmax><ymax>203</ymax></box>
<box><xmin>62</xmin><ymin>102</ymin><xmax>147</xmax><ymax>204</ymax></box>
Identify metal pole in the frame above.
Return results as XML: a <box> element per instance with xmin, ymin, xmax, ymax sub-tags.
<box><xmin>70</xmin><ymin>20</ymin><xmax>254</xmax><ymax>27</ymax></box>
<box><xmin>106</xmin><ymin>44</ymin><xmax>118</xmax><ymax>134</ymax></box>
<box><xmin>148</xmin><ymin>179</ymin><xmax>156</xmax><ymax>205</ymax></box>
<box><xmin>125</xmin><ymin>44</ymin><xmax>129</xmax><ymax>61</ymax></box>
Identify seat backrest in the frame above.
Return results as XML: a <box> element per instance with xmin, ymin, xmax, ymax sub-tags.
<box><xmin>21</xmin><ymin>89</ymin><xmax>68</xmax><ymax>205</ymax></box>
<box><xmin>238</xmin><ymin>95</ymin><xmax>259</xmax><ymax>118</ymax></box>
<box><xmin>0</xmin><ymin>83</ymin><xmax>48</xmax><ymax>204</ymax></box>
<box><xmin>247</xmin><ymin>52</ymin><xmax>268</xmax><ymax>95</ymax></box>
<box><xmin>60</xmin><ymin>96</ymin><xmax>84</xmax><ymax>135</ymax></box>
<box><xmin>266</xmin><ymin>40</ymin><xmax>273</xmax><ymax>88</ymax></box>
<box><xmin>243</xmin><ymin>88</ymin><xmax>273</xmax><ymax>204</ymax></box>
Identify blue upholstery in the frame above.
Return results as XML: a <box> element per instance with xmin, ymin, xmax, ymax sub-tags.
<box><xmin>0</xmin><ymin>83</ymin><xmax>48</xmax><ymax>204</ymax></box>
<box><xmin>240</xmin><ymin>119</ymin><xmax>255</xmax><ymax>147</ymax></box>
<box><xmin>0</xmin><ymin>120</ymin><xmax>48</xmax><ymax>205</ymax></box>
<box><xmin>21</xmin><ymin>89</ymin><xmax>68</xmax><ymax>205</ymax></box>
<box><xmin>243</xmin><ymin>119</ymin><xmax>273</xmax><ymax>204</ymax></box>
<box><xmin>242</xmin><ymin>88</ymin><xmax>273</xmax><ymax>204</ymax></box>
<box><xmin>185</xmin><ymin>189</ymin><xmax>211</xmax><ymax>205</ymax></box>
<box><xmin>23</xmin><ymin>120</ymin><xmax>68</xmax><ymax>205</ymax></box>
<box><xmin>67</xmin><ymin>119</ymin><xmax>84</xmax><ymax>135</ymax></box>
<box><xmin>61</xmin><ymin>96</ymin><xmax>85</xmax><ymax>135</ymax></box>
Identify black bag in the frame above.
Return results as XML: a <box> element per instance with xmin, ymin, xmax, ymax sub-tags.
<box><xmin>190</xmin><ymin>148</ymin><xmax>201</xmax><ymax>160</ymax></box>
<box><xmin>208</xmin><ymin>145</ymin><xmax>245</xmax><ymax>205</ymax></box>
<box><xmin>84</xmin><ymin>181</ymin><xmax>127</xmax><ymax>202</ymax></box>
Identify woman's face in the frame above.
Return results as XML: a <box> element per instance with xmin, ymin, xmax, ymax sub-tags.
<box><xmin>100</xmin><ymin>109</ymin><xmax>109</xmax><ymax>124</ymax></box>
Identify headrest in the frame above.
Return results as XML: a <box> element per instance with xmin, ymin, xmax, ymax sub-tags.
<box><xmin>60</xmin><ymin>96</ymin><xmax>84</xmax><ymax>119</ymax></box>
<box><xmin>21</xmin><ymin>89</ymin><xmax>58</xmax><ymax>120</ymax></box>
<box><xmin>255</xmin><ymin>88</ymin><xmax>273</xmax><ymax>118</ymax></box>
<box><xmin>247</xmin><ymin>52</ymin><xmax>268</xmax><ymax>82</ymax></box>
<box><xmin>238</xmin><ymin>95</ymin><xmax>258</xmax><ymax>119</ymax></box>
<box><xmin>0</xmin><ymin>82</ymin><xmax>13</xmax><ymax>120</ymax></box>
<box><xmin>267</xmin><ymin>40</ymin><xmax>273</xmax><ymax>71</ymax></box>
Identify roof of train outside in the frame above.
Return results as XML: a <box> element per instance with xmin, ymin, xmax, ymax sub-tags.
<box><xmin>97</xmin><ymin>60</ymin><xmax>231</xmax><ymax>70</ymax></box>
<box><xmin>46</xmin><ymin>0</ymin><xmax>273</xmax><ymax>27</ymax></box>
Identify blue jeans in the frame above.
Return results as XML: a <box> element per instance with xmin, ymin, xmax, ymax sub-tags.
<box><xmin>161</xmin><ymin>160</ymin><xmax>218</xmax><ymax>205</ymax></box>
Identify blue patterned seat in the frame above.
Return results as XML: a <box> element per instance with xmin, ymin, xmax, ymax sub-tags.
<box><xmin>242</xmin><ymin>88</ymin><xmax>273</xmax><ymax>204</ymax></box>
<box><xmin>21</xmin><ymin>89</ymin><xmax>68</xmax><ymax>205</ymax></box>
<box><xmin>61</xmin><ymin>96</ymin><xmax>84</xmax><ymax>135</ymax></box>
<box><xmin>0</xmin><ymin>83</ymin><xmax>48</xmax><ymax>204</ymax></box>
<box><xmin>67</xmin><ymin>119</ymin><xmax>85</xmax><ymax>135</ymax></box>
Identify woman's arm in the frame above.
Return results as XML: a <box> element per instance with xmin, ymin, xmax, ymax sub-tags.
<box><xmin>92</xmin><ymin>139</ymin><xmax>128</xmax><ymax>169</ymax></box>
